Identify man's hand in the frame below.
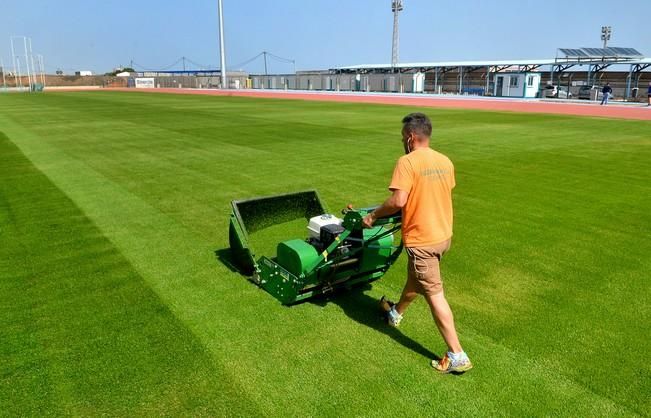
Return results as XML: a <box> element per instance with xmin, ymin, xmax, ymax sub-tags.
<box><xmin>361</xmin><ymin>189</ymin><xmax>407</xmax><ymax>228</ymax></box>
<box><xmin>362</xmin><ymin>212</ymin><xmax>376</xmax><ymax>228</ymax></box>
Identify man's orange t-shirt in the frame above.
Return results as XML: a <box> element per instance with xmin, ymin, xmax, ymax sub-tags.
<box><xmin>389</xmin><ymin>148</ymin><xmax>455</xmax><ymax>247</ymax></box>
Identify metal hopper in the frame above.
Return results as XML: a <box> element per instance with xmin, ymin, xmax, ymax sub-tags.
<box><xmin>228</xmin><ymin>190</ymin><xmax>328</xmax><ymax>275</ymax></box>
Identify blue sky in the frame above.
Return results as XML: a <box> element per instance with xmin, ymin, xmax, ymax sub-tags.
<box><xmin>1</xmin><ymin>0</ymin><xmax>649</xmax><ymax>74</ymax></box>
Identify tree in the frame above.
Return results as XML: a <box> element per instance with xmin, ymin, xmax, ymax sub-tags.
<box><xmin>105</xmin><ymin>68</ymin><xmax>136</xmax><ymax>76</ymax></box>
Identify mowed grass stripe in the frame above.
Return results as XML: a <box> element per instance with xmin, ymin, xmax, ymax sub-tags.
<box><xmin>448</xmin><ymin>123</ymin><xmax>650</xmax><ymax>413</ymax></box>
<box><xmin>7</xmin><ymin>93</ymin><xmax>396</xmax><ymax>239</ymax></box>
<box><xmin>0</xmin><ymin>132</ymin><xmax>260</xmax><ymax>416</ymax></box>
<box><xmin>1</xmin><ymin>92</ymin><xmax>649</xmax><ymax>416</ymax></box>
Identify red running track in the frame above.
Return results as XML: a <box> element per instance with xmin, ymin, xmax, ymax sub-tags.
<box><xmin>67</xmin><ymin>87</ymin><xmax>651</xmax><ymax>121</ymax></box>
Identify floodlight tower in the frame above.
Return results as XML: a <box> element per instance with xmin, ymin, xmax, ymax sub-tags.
<box><xmin>218</xmin><ymin>0</ymin><xmax>227</xmax><ymax>89</ymax></box>
<box><xmin>601</xmin><ymin>26</ymin><xmax>612</xmax><ymax>49</ymax></box>
<box><xmin>391</xmin><ymin>0</ymin><xmax>403</xmax><ymax>69</ymax></box>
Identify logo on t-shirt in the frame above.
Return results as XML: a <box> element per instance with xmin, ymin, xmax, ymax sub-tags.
<box><xmin>420</xmin><ymin>168</ymin><xmax>450</xmax><ymax>179</ymax></box>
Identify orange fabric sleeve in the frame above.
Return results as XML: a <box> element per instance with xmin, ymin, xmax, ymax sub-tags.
<box><xmin>389</xmin><ymin>156</ymin><xmax>413</xmax><ymax>192</ymax></box>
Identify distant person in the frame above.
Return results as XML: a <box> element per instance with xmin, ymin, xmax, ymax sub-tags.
<box><xmin>601</xmin><ymin>83</ymin><xmax>613</xmax><ymax>105</ymax></box>
<box><xmin>362</xmin><ymin>113</ymin><xmax>472</xmax><ymax>374</ymax></box>
<box><xmin>647</xmin><ymin>82</ymin><xmax>651</xmax><ymax>106</ymax></box>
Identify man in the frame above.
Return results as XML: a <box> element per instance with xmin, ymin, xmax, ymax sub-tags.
<box><xmin>362</xmin><ymin>113</ymin><xmax>472</xmax><ymax>374</ymax></box>
<box><xmin>601</xmin><ymin>82</ymin><xmax>613</xmax><ymax>105</ymax></box>
<box><xmin>647</xmin><ymin>82</ymin><xmax>651</xmax><ymax>107</ymax></box>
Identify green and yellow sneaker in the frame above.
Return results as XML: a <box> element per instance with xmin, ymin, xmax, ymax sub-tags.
<box><xmin>431</xmin><ymin>353</ymin><xmax>473</xmax><ymax>374</ymax></box>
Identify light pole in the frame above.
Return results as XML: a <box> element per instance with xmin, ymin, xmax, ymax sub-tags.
<box><xmin>218</xmin><ymin>0</ymin><xmax>227</xmax><ymax>89</ymax></box>
<box><xmin>391</xmin><ymin>0</ymin><xmax>403</xmax><ymax>69</ymax></box>
<box><xmin>601</xmin><ymin>26</ymin><xmax>612</xmax><ymax>49</ymax></box>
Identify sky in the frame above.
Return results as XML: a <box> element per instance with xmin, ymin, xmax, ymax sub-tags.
<box><xmin>0</xmin><ymin>0</ymin><xmax>649</xmax><ymax>74</ymax></box>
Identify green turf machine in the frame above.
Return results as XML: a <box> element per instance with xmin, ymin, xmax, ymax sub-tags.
<box><xmin>228</xmin><ymin>190</ymin><xmax>403</xmax><ymax>304</ymax></box>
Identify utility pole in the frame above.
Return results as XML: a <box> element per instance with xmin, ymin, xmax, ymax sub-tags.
<box><xmin>263</xmin><ymin>51</ymin><xmax>268</xmax><ymax>75</ymax></box>
<box><xmin>37</xmin><ymin>54</ymin><xmax>46</xmax><ymax>87</ymax></box>
<box><xmin>28</xmin><ymin>38</ymin><xmax>37</xmax><ymax>87</ymax></box>
<box><xmin>601</xmin><ymin>26</ymin><xmax>612</xmax><ymax>49</ymax></box>
<box><xmin>1</xmin><ymin>58</ymin><xmax>6</xmax><ymax>89</ymax></box>
<box><xmin>218</xmin><ymin>0</ymin><xmax>227</xmax><ymax>88</ymax></box>
<box><xmin>16</xmin><ymin>60</ymin><xmax>23</xmax><ymax>88</ymax></box>
<box><xmin>11</xmin><ymin>36</ymin><xmax>23</xmax><ymax>88</ymax></box>
<box><xmin>10</xmin><ymin>38</ymin><xmax>17</xmax><ymax>87</ymax></box>
<box><xmin>22</xmin><ymin>37</ymin><xmax>32</xmax><ymax>91</ymax></box>
<box><xmin>391</xmin><ymin>0</ymin><xmax>403</xmax><ymax>69</ymax></box>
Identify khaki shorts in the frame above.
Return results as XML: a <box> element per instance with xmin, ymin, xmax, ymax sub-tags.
<box><xmin>406</xmin><ymin>240</ymin><xmax>451</xmax><ymax>296</ymax></box>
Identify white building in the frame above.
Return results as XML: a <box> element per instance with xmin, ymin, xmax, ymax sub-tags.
<box><xmin>493</xmin><ymin>73</ymin><xmax>541</xmax><ymax>98</ymax></box>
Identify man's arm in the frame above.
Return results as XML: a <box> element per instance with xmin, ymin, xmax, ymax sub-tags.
<box><xmin>362</xmin><ymin>189</ymin><xmax>408</xmax><ymax>228</ymax></box>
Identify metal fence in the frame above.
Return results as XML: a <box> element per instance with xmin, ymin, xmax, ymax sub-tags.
<box><xmin>4</xmin><ymin>69</ymin><xmax>647</xmax><ymax>102</ymax></box>
<box><xmin>244</xmin><ymin>71</ymin><xmax>650</xmax><ymax>101</ymax></box>
<box><xmin>138</xmin><ymin>75</ymin><xmax>249</xmax><ymax>89</ymax></box>
<box><xmin>247</xmin><ymin>72</ymin><xmax>427</xmax><ymax>93</ymax></box>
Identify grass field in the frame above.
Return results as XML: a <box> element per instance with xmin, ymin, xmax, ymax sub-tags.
<box><xmin>1</xmin><ymin>91</ymin><xmax>650</xmax><ymax>416</ymax></box>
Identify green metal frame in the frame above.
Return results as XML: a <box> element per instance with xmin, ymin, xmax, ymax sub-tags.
<box><xmin>228</xmin><ymin>191</ymin><xmax>403</xmax><ymax>304</ymax></box>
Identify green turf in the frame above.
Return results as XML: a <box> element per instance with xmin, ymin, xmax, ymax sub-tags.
<box><xmin>1</xmin><ymin>91</ymin><xmax>649</xmax><ymax>416</ymax></box>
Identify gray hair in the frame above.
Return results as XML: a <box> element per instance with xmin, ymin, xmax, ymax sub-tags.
<box><xmin>401</xmin><ymin>113</ymin><xmax>432</xmax><ymax>137</ymax></box>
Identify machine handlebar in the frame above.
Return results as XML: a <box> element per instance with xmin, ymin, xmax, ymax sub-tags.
<box><xmin>341</xmin><ymin>204</ymin><xmax>379</xmax><ymax>216</ymax></box>
<box><xmin>341</xmin><ymin>204</ymin><xmax>401</xmax><ymax>228</ymax></box>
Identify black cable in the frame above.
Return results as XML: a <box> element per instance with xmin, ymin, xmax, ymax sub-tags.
<box><xmin>266</xmin><ymin>52</ymin><xmax>295</xmax><ymax>64</ymax></box>
<box><xmin>132</xmin><ymin>58</ymin><xmax>183</xmax><ymax>71</ymax></box>
<box><xmin>229</xmin><ymin>51</ymin><xmax>295</xmax><ymax>71</ymax></box>
<box><xmin>230</xmin><ymin>52</ymin><xmax>264</xmax><ymax>70</ymax></box>
<box><xmin>185</xmin><ymin>58</ymin><xmax>211</xmax><ymax>70</ymax></box>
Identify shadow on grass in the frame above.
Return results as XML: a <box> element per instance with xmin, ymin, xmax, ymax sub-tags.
<box><xmin>214</xmin><ymin>248</ymin><xmax>240</xmax><ymax>273</ymax></box>
<box><xmin>318</xmin><ymin>285</ymin><xmax>441</xmax><ymax>361</ymax></box>
<box><xmin>215</xmin><ymin>248</ymin><xmax>439</xmax><ymax>361</ymax></box>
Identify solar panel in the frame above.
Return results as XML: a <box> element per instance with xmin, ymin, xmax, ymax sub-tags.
<box><xmin>610</xmin><ymin>47</ymin><xmax>642</xmax><ymax>57</ymax></box>
<box><xmin>559</xmin><ymin>48</ymin><xmax>588</xmax><ymax>57</ymax></box>
<box><xmin>582</xmin><ymin>48</ymin><xmax>607</xmax><ymax>56</ymax></box>
<box><xmin>583</xmin><ymin>47</ymin><xmax>644</xmax><ymax>58</ymax></box>
<box><xmin>558</xmin><ymin>46</ymin><xmax>643</xmax><ymax>60</ymax></box>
